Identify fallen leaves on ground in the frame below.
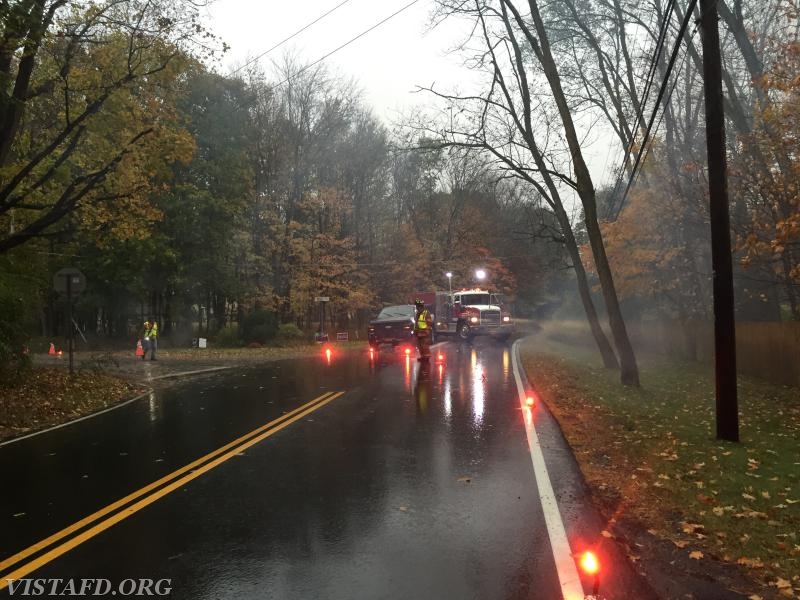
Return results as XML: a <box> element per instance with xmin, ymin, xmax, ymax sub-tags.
<box><xmin>0</xmin><ymin>368</ymin><xmax>144</xmax><ymax>441</ymax></box>
<box><xmin>519</xmin><ymin>344</ymin><xmax>800</xmax><ymax>598</ymax></box>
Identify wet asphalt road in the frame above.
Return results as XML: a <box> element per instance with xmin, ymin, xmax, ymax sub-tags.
<box><xmin>0</xmin><ymin>339</ymin><xmax>658</xmax><ymax>599</ymax></box>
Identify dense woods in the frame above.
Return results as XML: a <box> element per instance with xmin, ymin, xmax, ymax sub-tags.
<box><xmin>1</xmin><ymin>0</ymin><xmax>798</xmax><ymax>382</ymax></box>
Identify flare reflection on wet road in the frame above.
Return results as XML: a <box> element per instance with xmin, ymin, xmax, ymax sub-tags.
<box><xmin>0</xmin><ymin>339</ymin><xmax>658</xmax><ymax>600</ymax></box>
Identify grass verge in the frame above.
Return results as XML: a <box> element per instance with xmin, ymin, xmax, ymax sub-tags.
<box><xmin>0</xmin><ymin>369</ymin><xmax>145</xmax><ymax>442</ymax></box>
<box><xmin>519</xmin><ymin>335</ymin><xmax>799</xmax><ymax>599</ymax></box>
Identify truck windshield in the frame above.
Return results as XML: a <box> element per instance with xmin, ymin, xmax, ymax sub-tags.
<box><xmin>377</xmin><ymin>305</ymin><xmax>415</xmax><ymax>319</ymax></box>
<box><xmin>459</xmin><ymin>294</ymin><xmax>491</xmax><ymax>306</ymax></box>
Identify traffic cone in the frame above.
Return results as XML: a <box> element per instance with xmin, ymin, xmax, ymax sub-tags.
<box><xmin>135</xmin><ymin>339</ymin><xmax>144</xmax><ymax>357</ymax></box>
<box><xmin>49</xmin><ymin>342</ymin><xmax>56</xmax><ymax>356</ymax></box>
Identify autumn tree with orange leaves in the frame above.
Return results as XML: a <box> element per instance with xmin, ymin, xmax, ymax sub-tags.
<box><xmin>587</xmin><ymin>158</ymin><xmax>713</xmax><ymax>358</ymax></box>
<box><xmin>732</xmin><ymin>29</ymin><xmax>800</xmax><ymax>320</ymax></box>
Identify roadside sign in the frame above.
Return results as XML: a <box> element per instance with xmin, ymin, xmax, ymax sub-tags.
<box><xmin>53</xmin><ymin>267</ymin><xmax>86</xmax><ymax>375</ymax></box>
<box><xmin>336</xmin><ymin>332</ymin><xmax>349</xmax><ymax>341</ymax></box>
<box><xmin>53</xmin><ymin>267</ymin><xmax>86</xmax><ymax>297</ymax></box>
<box><xmin>315</xmin><ymin>296</ymin><xmax>330</xmax><ymax>340</ymax></box>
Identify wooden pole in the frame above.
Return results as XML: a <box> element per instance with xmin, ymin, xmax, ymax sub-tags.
<box><xmin>700</xmin><ymin>0</ymin><xmax>739</xmax><ymax>441</ymax></box>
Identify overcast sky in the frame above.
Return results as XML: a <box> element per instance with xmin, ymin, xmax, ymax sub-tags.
<box><xmin>203</xmin><ymin>0</ymin><xmax>479</xmax><ymax>120</ymax></box>
<box><xmin>202</xmin><ymin>0</ymin><xmax>617</xmax><ymax>188</ymax></box>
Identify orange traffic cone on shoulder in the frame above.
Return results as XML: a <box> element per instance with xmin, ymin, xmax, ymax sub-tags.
<box><xmin>48</xmin><ymin>342</ymin><xmax>56</xmax><ymax>356</ymax></box>
<box><xmin>135</xmin><ymin>339</ymin><xmax>144</xmax><ymax>357</ymax></box>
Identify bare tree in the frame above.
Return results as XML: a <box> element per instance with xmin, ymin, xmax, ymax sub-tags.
<box><xmin>419</xmin><ymin>0</ymin><xmax>645</xmax><ymax>379</ymax></box>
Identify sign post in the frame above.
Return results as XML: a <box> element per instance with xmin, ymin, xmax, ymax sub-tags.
<box><xmin>53</xmin><ymin>268</ymin><xmax>86</xmax><ymax>375</ymax></box>
<box><xmin>314</xmin><ymin>296</ymin><xmax>330</xmax><ymax>342</ymax></box>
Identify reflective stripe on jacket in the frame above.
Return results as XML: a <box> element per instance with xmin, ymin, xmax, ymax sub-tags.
<box><xmin>416</xmin><ymin>310</ymin><xmax>430</xmax><ymax>330</ymax></box>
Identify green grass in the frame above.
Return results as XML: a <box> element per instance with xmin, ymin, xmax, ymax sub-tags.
<box><xmin>519</xmin><ymin>334</ymin><xmax>800</xmax><ymax>590</ymax></box>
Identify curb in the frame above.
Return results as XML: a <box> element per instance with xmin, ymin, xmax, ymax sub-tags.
<box><xmin>0</xmin><ymin>366</ymin><xmax>234</xmax><ymax>448</ymax></box>
<box><xmin>150</xmin><ymin>366</ymin><xmax>233</xmax><ymax>381</ymax></box>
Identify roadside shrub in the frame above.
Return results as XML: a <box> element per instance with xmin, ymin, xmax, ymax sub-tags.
<box><xmin>275</xmin><ymin>323</ymin><xmax>306</xmax><ymax>345</ymax></box>
<box><xmin>0</xmin><ymin>296</ymin><xmax>32</xmax><ymax>385</ymax></box>
<box><xmin>241</xmin><ymin>309</ymin><xmax>278</xmax><ymax>344</ymax></box>
<box><xmin>1</xmin><ymin>251</ymin><xmax>46</xmax><ymax>383</ymax></box>
<box><xmin>213</xmin><ymin>326</ymin><xmax>242</xmax><ymax>348</ymax></box>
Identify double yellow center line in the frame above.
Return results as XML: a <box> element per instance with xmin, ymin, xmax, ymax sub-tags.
<box><xmin>0</xmin><ymin>390</ymin><xmax>344</xmax><ymax>589</ymax></box>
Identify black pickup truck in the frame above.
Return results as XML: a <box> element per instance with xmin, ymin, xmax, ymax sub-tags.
<box><xmin>367</xmin><ymin>304</ymin><xmax>418</xmax><ymax>349</ymax></box>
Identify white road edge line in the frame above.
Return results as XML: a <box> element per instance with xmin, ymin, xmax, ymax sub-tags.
<box><xmin>512</xmin><ymin>340</ymin><xmax>585</xmax><ymax>600</ymax></box>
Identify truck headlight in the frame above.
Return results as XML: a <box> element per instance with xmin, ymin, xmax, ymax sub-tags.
<box><xmin>503</xmin><ymin>316</ymin><xmax>510</xmax><ymax>322</ymax></box>
<box><xmin>470</xmin><ymin>316</ymin><xmax>479</xmax><ymax>323</ymax></box>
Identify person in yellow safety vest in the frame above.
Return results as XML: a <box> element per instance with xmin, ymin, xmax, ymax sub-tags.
<box><xmin>414</xmin><ymin>298</ymin><xmax>433</xmax><ymax>361</ymax></box>
<box><xmin>141</xmin><ymin>321</ymin><xmax>150</xmax><ymax>361</ymax></box>
<box><xmin>143</xmin><ymin>319</ymin><xmax>158</xmax><ymax>361</ymax></box>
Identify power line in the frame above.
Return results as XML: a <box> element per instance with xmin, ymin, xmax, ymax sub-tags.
<box><xmin>604</xmin><ymin>0</ymin><xmax>677</xmax><ymax>218</ymax></box>
<box><xmin>231</xmin><ymin>0</ymin><xmax>354</xmax><ymax>75</ymax></box>
<box><xmin>610</xmin><ymin>0</ymin><xmax>700</xmax><ymax>221</ymax></box>
<box><xmin>597</xmin><ymin>2</ymin><xmax>663</xmax><ymax>189</ymax></box>
<box><xmin>623</xmin><ymin>26</ymin><xmax>699</xmax><ymax>210</ymax></box>
<box><xmin>270</xmin><ymin>0</ymin><xmax>422</xmax><ymax>89</ymax></box>
<box><xmin>637</xmin><ymin>0</ymin><xmax>677</xmax><ymax>130</ymax></box>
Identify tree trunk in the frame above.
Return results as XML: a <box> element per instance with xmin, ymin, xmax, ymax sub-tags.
<box><xmin>583</xmin><ymin>208</ymin><xmax>640</xmax><ymax>384</ymax></box>
<box><xmin>537</xmin><ymin>199</ymin><xmax>619</xmax><ymax>368</ymax></box>
<box><xmin>782</xmin><ymin>254</ymin><xmax>800</xmax><ymax>320</ymax></box>
<box><xmin>237</xmin><ymin>300</ymin><xmax>245</xmax><ymax>333</ymax></box>
<box><xmin>197</xmin><ymin>299</ymin><xmax>203</xmax><ymax>339</ymax></box>
<box><xmin>163</xmin><ymin>291</ymin><xmax>172</xmax><ymax>336</ymax></box>
<box><xmin>526</xmin><ymin>0</ymin><xmax>640</xmax><ymax>385</ymax></box>
<box><xmin>206</xmin><ymin>291</ymin><xmax>212</xmax><ymax>336</ymax></box>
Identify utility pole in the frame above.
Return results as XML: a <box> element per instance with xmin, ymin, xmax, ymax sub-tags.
<box><xmin>699</xmin><ymin>0</ymin><xmax>739</xmax><ymax>442</ymax></box>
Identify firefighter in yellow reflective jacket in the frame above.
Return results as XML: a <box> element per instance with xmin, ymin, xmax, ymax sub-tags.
<box><xmin>414</xmin><ymin>299</ymin><xmax>433</xmax><ymax>361</ymax></box>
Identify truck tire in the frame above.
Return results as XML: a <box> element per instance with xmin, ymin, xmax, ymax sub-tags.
<box><xmin>458</xmin><ymin>322</ymin><xmax>471</xmax><ymax>340</ymax></box>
